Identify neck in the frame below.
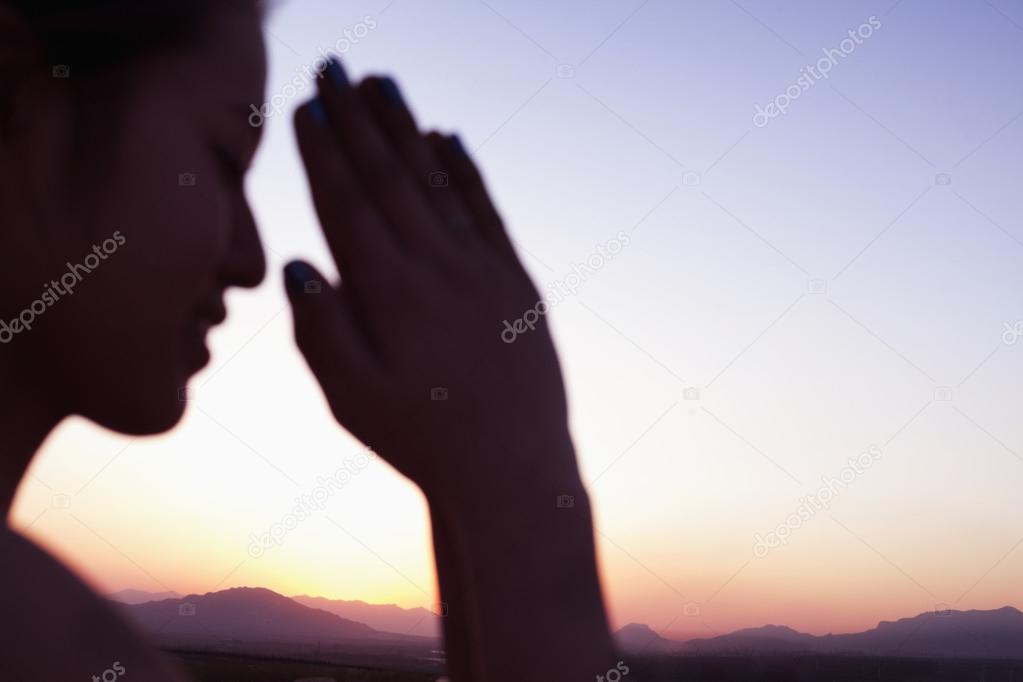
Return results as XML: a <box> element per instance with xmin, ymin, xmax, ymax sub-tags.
<box><xmin>0</xmin><ymin>367</ymin><xmax>61</xmax><ymax>517</ymax></box>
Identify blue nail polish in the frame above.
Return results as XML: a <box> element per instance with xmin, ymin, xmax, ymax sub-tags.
<box><xmin>323</xmin><ymin>58</ymin><xmax>349</xmax><ymax>87</ymax></box>
<box><xmin>379</xmin><ymin>77</ymin><xmax>405</xmax><ymax>107</ymax></box>
<box><xmin>309</xmin><ymin>97</ymin><xmax>327</xmax><ymax>123</ymax></box>
<box><xmin>449</xmin><ymin>135</ymin><xmax>468</xmax><ymax>159</ymax></box>
<box><xmin>284</xmin><ymin>262</ymin><xmax>317</xmax><ymax>296</ymax></box>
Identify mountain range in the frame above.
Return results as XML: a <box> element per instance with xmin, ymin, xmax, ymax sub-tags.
<box><xmin>113</xmin><ymin>587</ymin><xmax>377</xmax><ymax>642</ymax></box>
<box><xmin>293</xmin><ymin>594</ymin><xmax>440</xmax><ymax>638</ymax></box>
<box><xmin>112</xmin><ymin>588</ymin><xmax>1023</xmax><ymax>660</ymax></box>
<box><xmin>617</xmin><ymin>606</ymin><xmax>1023</xmax><ymax>659</ymax></box>
<box><xmin>111</xmin><ymin>588</ymin><xmax>441</xmax><ymax>640</ymax></box>
<box><xmin>110</xmin><ymin>587</ymin><xmax>442</xmax><ymax>674</ymax></box>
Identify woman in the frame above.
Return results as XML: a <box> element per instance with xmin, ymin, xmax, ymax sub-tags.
<box><xmin>0</xmin><ymin>1</ymin><xmax>617</xmax><ymax>680</ymax></box>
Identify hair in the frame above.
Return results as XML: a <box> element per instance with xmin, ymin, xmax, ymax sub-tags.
<box><xmin>0</xmin><ymin>1</ymin><xmax>224</xmax><ymax>141</ymax></box>
<box><xmin>4</xmin><ymin>1</ymin><xmax>226</xmax><ymax>75</ymax></box>
<box><xmin>0</xmin><ymin>0</ymin><xmax>262</xmax><ymax>214</ymax></box>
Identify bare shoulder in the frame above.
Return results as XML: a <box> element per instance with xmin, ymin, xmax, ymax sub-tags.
<box><xmin>0</xmin><ymin>528</ymin><xmax>192</xmax><ymax>682</ymax></box>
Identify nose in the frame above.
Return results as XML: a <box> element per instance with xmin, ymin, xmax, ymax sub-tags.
<box><xmin>220</xmin><ymin>197</ymin><xmax>266</xmax><ymax>289</ymax></box>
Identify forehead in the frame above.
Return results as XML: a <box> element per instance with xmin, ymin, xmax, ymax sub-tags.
<box><xmin>167</xmin><ymin>3</ymin><xmax>267</xmax><ymax>105</ymax></box>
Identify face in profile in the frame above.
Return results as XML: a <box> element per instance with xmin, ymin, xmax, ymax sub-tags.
<box><xmin>0</xmin><ymin>2</ymin><xmax>268</xmax><ymax>435</ymax></box>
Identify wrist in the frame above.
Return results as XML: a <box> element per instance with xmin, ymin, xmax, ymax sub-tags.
<box><xmin>421</xmin><ymin>427</ymin><xmax>585</xmax><ymax>513</ymax></box>
<box><xmin>426</xmin><ymin>463</ymin><xmax>616</xmax><ymax>679</ymax></box>
<box><xmin>434</xmin><ymin>474</ymin><xmax>591</xmax><ymax>538</ymax></box>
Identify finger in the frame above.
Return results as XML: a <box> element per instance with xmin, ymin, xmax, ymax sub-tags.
<box><xmin>430</xmin><ymin>133</ymin><xmax>519</xmax><ymax>263</ymax></box>
<box><xmin>359</xmin><ymin>78</ymin><xmax>473</xmax><ymax>246</ymax></box>
<box><xmin>316</xmin><ymin>59</ymin><xmax>444</xmax><ymax>253</ymax></box>
<box><xmin>284</xmin><ymin>261</ymin><xmax>377</xmax><ymax>412</ymax></box>
<box><xmin>422</xmin><ymin>133</ymin><xmax>485</xmax><ymax>243</ymax></box>
<box><xmin>294</xmin><ymin>98</ymin><xmax>397</xmax><ymax>291</ymax></box>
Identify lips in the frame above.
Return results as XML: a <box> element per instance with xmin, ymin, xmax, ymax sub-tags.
<box><xmin>185</xmin><ymin>297</ymin><xmax>227</xmax><ymax>370</ymax></box>
<box><xmin>195</xmin><ymin>298</ymin><xmax>228</xmax><ymax>330</ymax></box>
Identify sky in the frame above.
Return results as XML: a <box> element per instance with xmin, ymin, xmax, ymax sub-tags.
<box><xmin>11</xmin><ymin>0</ymin><xmax>1023</xmax><ymax>641</ymax></box>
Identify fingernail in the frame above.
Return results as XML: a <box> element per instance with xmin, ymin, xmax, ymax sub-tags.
<box><xmin>379</xmin><ymin>77</ymin><xmax>405</xmax><ymax>107</ymax></box>
<box><xmin>284</xmin><ymin>261</ymin><xmax>318</xmax><ymax>297</ymax></box>
<box><xmin>322</xmin><ymin>58</ymin><xmax>349</xmax><ymax>87</ymax></box>
<box><xmin>309</xmin><ymin>97</ymin><xmax>327</xmax><ymax>123</ymax></box>
<box><xmin>449</xmin><ymin>135</ymin><xmax>468</xmax><ymax>159</ymax></box>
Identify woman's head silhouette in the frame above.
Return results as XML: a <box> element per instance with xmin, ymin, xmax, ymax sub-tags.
<box><xmin>0</xmin><ymin>0</ymin><xmax>266</xmax><ymax>435</ymax></box>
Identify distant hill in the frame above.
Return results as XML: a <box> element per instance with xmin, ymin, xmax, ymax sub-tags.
<box><xmin>820</xmin><ymin>606</ymin><xmax>1023</xmax><ymax>659</ymax></box>
<box><xmin>292</xmin><ymin>595</ymin><xmax>440</xmax><ymax>639</ymax></box>
<box><xmin>686</xmin><ymin>623</ymin><xmax>823</xmax><ymax>654</ymax></box>
<box><xmin>109</xmin><ymin>589</ymin><xmax>181</xmax><ymax>605</ymax></box>
<box><xmin>115</xmin><ymin>587</ymin><xmax>377</xmax><ymax>643</ymax></box>
<box><xmin>619</xmin><ymin>607</ymin><xmax>1023</xmax><ymax>659</ymax></box>
<box><xmin>615</xmin><ymin>623</ymin><xmax>686</xmax><ymax>654</ymax></box>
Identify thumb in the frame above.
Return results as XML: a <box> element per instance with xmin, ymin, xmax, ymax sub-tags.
<box><xmin>283</xmin><ymin>261</ymin><xmax>372</xmax><ymax>396</ymax></box>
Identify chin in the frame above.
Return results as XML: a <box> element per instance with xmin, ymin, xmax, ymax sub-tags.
<box><xmin>80</xmin><ymin>378</ymin><xmax>191</xmax><ymax>436</ymax></box>
<box><xmin>90</xmin><ymin>405</ymin><xmax>186</xmax><ymax>436</ymax></box>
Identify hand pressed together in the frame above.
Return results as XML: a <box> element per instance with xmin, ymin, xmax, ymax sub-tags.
<box><xmin>286</xmin><ymin>61</ymin><xmax>576</xmax><ymax>497</ymax></box>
